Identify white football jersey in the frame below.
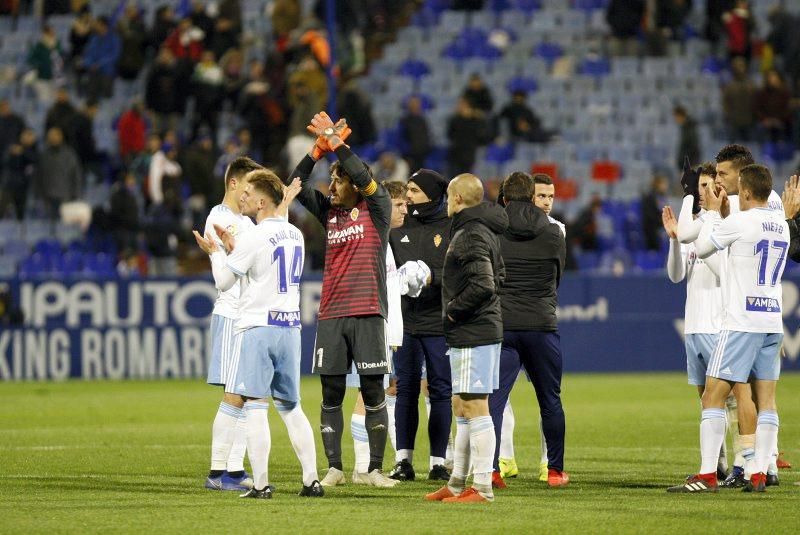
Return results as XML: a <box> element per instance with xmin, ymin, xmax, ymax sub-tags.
<box><xmin>679</xmin><ymin>242</ymin><xmax>723</xmax><ymax>334</ymax></box>
<box><xmin>386</xmin><ymin>243</ymin><xmax>403</xmax><ymax>347</ymax></box>
<box><xmin>728</xmin><ymin>190</ymin><xmax>783</xmax><ymax>214</ymax></box>
<box><xmin>226</xmin><ymin>218</ymin><xmax>305</xmax><ymax>332</ymax></box>
<box><xmin>706</xmin><ymin>208</ymin><xmax>789</xmax><ymax>333</ymax></box>
<box><xmin>204</xmin><ymin>204</ymin><xmax>254</xmax><ymax>319</ymax></box>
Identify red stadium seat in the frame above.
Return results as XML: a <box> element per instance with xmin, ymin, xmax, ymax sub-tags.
<box><xmin>591</xmin><ymin>160</ymin><xmax>621</xmax><ymax>183</ymax></box>
<box><xmin>531</xmin><ymin>161</ymin><xmax>559</xmax><ymax>179</ymax></box>
<box><xmin>553</xmin><ymin>178</ymin><xmax>577</xmax><ymax>200</ymax></box>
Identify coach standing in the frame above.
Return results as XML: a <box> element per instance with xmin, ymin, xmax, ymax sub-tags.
<box><xmin>426</xmin><ymin>173</ymin><xmax>508</xmax><ymax>504</ymax></box>
<box><xmin>389</xmin><ymin>169</ymin><xmax>453</xmax><ymax>482</ymax></box>
<box><xmin>488</xmin><ymin>172</ymin><xmax>569</xmax><ymax>487</ymax></box>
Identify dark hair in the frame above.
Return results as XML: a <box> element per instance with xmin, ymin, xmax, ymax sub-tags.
<box><xmin>739</xmin><ymin>164</ymin><xmax>772</xmax><ymax>201</ymax></box>
<box><xmin>247</xmin><ymin>169</ymin><xmax>284</xmax><ymax>207</ymax></box>
<box><xmin>225</xmin><ymin>156</ymin><xmax>263</xmax><ymax>189</ymax></box>
<box><xmin>330</xmin><ymin>159</ymin><xmax>374</xmax><ymax>186</ymax></box>
<box><xmin>532</xmin><ymin>173</ymin><xmax>553</xmax><ymax>186</ymax></box>
<box><xmin>673</xmin><ymin>105</ymin><xmax>687</xmax><ymax>117</ymax></box>
<box><xmin>502</xmin><ymin>172</ymin><xmax>534</xmax><ymax>202</ymax></box>
<box><xmin>698</xmin><ymin>161</ymin><xmax>717</xmax><ymax>178</ymax></box>
<box><xmin>382</xmin><ymin>180</ymin><xmax>407</xmax><ymax>199</ymax></box>
<box><xmin>715</xmin><ymin>144</ymin><xmax>754</xmax><ymax>172</ymax></box>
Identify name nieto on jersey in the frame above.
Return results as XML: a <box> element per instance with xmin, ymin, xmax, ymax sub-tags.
<box><xmin>762</xmin><ymin>222</ymin><xmax>784</xmax><ymax>234</ymax></box>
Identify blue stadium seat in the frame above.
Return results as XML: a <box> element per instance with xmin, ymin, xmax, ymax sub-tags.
<box><xmin>506</xmin><ymin>75</ymin><xmax>538</xmax><ymax>93</ymax></box>
<box><xmin>398</xmin><ymin>59</ymin><xmax>431</xmax><ymax>79</ymax></box>
<box><xmin>575</xmin><ymin>251</ymin><xmax>600</xmax><ymax>271</ymax></box>
<box><xmin>533</xmin><ymin>42</ymin><xmax>564</xmax><ymax>65</ymax></box>
<box><xmin>634</xmin><ymin>250</ymin><xmax>666</xmax><ymax>271</ymax></box>
<box><xmin>579</xmin><ymin>57</ymin><xmax>611</xmax><ymax>77</ymax></box>
<box><xmin>700</xmin><ymin>57</ymin><xmax>726</xmax><ymax>74</ymax></box>
<box><xmin>84</xmin><ymin>253</ymin><xmax>116</xmax><ymax>278</ymax></box>
<box><xmin>511</xmin><ymin>0</ymin><xmax>542</xmax><ymax>14</ymax></box>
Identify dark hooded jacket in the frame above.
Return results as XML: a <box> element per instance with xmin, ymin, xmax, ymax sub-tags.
<box><xmin>442</xmin><ymin>201</ymin><xmax>508</xmax><ymax>347</ymax></box>
<box><xmin>499</xmin><ymin>201</ymin><xmax>566</xmax><ymax>331</ymax></box>
<box><xmin>390</xmin><ymin>197</ymin><xmax>451</xmax><ymax>336</ymax></box>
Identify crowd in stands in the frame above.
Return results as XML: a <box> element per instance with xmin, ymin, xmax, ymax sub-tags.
<box><xmin>0</xmin><ymin>0</ymin><xmax>800</xmax><ymax>278</ymax></box>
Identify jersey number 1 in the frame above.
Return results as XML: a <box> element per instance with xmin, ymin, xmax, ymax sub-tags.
<box><xmin>272</xmin><ymin>245</ymin><xmax>303</xmax><ymax>294</ymax></box>
<box><xmin>755</xmin><ymin>239</ymin><xmax>788</xmax><ymax>287</ymax></box>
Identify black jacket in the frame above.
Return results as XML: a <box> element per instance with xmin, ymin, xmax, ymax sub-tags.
<box><xmin>788</xmin><ymin>217</ymin><xmax>800</xmax><ymax>263</ymax></box>
<box><xmin>499</xmin><ymin>201</ymin><xmax>565</xmax><ymax>332</ymax></box>
<box><xmin>442</xmin><ymin>202</ymin><xmax>508</xmax><ymax>347</ymax></box>
<box><xmin>390</xmin><ymin>199</ymin><xmax>452</xmax><ymax>336</ymax></box>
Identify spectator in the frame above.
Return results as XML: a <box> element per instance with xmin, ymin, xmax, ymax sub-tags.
<box><xmin>72</xmin><ymin>100</ymin><xmax>102</xmax><ymax>184</ymax></box>
<box><xmin>191</xmin><ymin>50</ymin><xmax>224</xmax><ymax>138</ymax></box>
<box><xmin>214</xmin><ymin>137</ymin><xmax>241</xmax><ymax>181</ymax></box>
<box><xmin>117</xmin><ymin>4</ymin><xmax>148</xmax><ymax>81</ymax></box>
<box><xmin>238</xmin><ymin>60</ymin><xmax>285</xmax><ymax>165</ymax></box>
<box><xmin>36</xmin><ymin>127</ymin><xmax>82</xmax><ymax>221</ymax></box>
<box><xmin>182</xmin><ymin>133</ymin><xmax>217</xmax><ymax>212</ymax></box>
<box><xmin>81</xmin><ymin>16</ymin><xmax>122</xmax><ymax>101</ymax></box>
<box><xmin>606</xmin><ymin>0</ymin><xmax>645</xmax><ymax>56</ymax></box>
<box><xmin>189</xmin><ymin>0</ymin><xmax>215</xmax><ymax>47</ymax></box>
<box><xmin>25</xmin><ymin>25</ymin><xmax>64</xmax><ymax>103</ymax></box>
<box><xmin>641</xmin><ymin>174</ymin><xmax>668</xmax><ymax>251</ymax></box>
<box><xmin>69</xmin><ymin>6</ymin><xmax>93</xmax><ymax>71</ymax></box>
<box><xmin>44</xmin><ymin>88</ymin><xmax>76</xmax><ymax>139</ymax></box>
<box><xmin>673</xmin><ymin>105</ymin><xmax>700</xmax><ymax>169</ymax></box>
<box><xmin>446</xmin><ymin>97</ymin><xmax>491</xmax><ymax>178</ymax></box>
<box><xmin>150</xmin><ymin>5</ymin><xmax>177</xmax><ymax>50</ymax></box>
<box><xmin>722</xmin><ymin>56</ymin><xmax>756</xmax><ymax>142</ymax></box>
<box><xmin>271</xmin><ymin>0</ymin><xmax>301</xmax><ymax>51</ymax></box>
<box><xmin>145</xmin><ymin>47</ymin><xmax>181</xmax><ymax>132</ymax></box>
<box><xmin>212</xmin><ymin>0</ymin><xmax>242</xmax><ymax>58</ymax></box>
<box><xmin>219</xmin><ymin>48</ymin><xmax>245</xmax><ymax>104</ymax></box>
<box><xmin>462</xmin><ymin>73</ymin><xmax>494</xmax><ymax>114</ymax></box>
<box><xmin>572</xmin><ymin>196</ymin><xmax>602</xmax><ymax>251</ymax></box>
<box><xmin>0</xmin><ymin>99</ymin><xmax>25</xmax><ymax>169</ymax></box>
<box><xmin>147</xmin><ymin>141</ymin><xmax>182</xmax><ymax>206</ymax></box>
<box><xmin>0</xmin><ymin>128</ymin><xmax>37</xmax><ymax>220</ymax></box>
<box><xmin>755</xmin><ymin>69</ymin><xmax>792</xmax><ymax>142</ymax></box>
<box><xmin>288</xmin><ymin>54</ymin><xmax>328</xmax><ymax>112</ymax></box>
<box><xmin>108</xmin><ymin>172</ymin><xmax>141</xmax><ymax>256</ymax></box>
<box><xmin>655</xmin><ymin>0</ymin><xmax>692</xmax><ymax>41</ymax></box>
<box><xmin>129</xmin><ymin>133</ymin><xmax>161</xmax><ymax>193</ymax></box>
<box><xmin>144</xmin><ymin>189</ymin><xmax>181</xmax><ymax>276</ymax></box>
<box><xmin>767</xmin><ymin>5</ymin><xmax>800</xmax><ymax>90</ymax></box>
<box><xmin>704</xmin><ymin>0</ymin><xmax>730</xmax><ymax>56</ymax></box>
<box><xmin>722</xmin><ymin>0</ymin><xmax>753</xmax><ymax>63</ymax></box>
<box><xmin>374</xmin><ymin>151</ymin><xmax>409</xmax><ymax>182</ymax></box>
<box><xmin>118</xmin><ymin>101</ymin><xmax>148</xmax><ymax>161</ymax></box>
<box><xmin>165</xmin><ymin>17</ymin><xmax>205</xmax><ymax>63</ymax></box>
<box><xmin>399</xmin><ymin>95</ymin><xmax>431</xmax><ymax>171</ymax></box>
<box><xmin>336</xmin><ymin>79</ymin><xmax>376</xmax><ymax>146</ymax></box>
<box><xmin>499</xmin><ymin>90</ymin><xmax>554</xmax><ymax>143</ymax></box>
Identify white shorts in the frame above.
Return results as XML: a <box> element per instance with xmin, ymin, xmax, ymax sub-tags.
<box><xmin>708</xmin><ymin>330</ymin><xmax>782</xmax><ymax>383</ymax></box>
<box><xmin>228</xmin><ymin>326</ymin><xmax>302</xmax><ymax>401</ymax></box>
<box><xmin>449</xmin><ymin>343</ymin><xmax>501</xmax><ymax>395</ymax></box>
<box><xmin>685</xmin><ymin>333</ymin><xmax>718</xmax><ymax>386</ymax></box>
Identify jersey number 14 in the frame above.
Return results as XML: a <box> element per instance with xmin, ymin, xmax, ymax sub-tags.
<box><xmin>755</xmin><ymin>239</ymin><xmax>788</xmax><ymax>287</ymax></box>
<box><xmin>272</xmin><ymin>245</ymin><xmax>303</xmax><ymax>294</ymax></box>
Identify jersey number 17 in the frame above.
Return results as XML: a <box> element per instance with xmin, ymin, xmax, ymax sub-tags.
<box><xmin>755</xmin><ymin>239</ymin><xmax>788</xmax><ymax>287</ymax></box>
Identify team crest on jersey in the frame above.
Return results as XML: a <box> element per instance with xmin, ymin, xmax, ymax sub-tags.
<box><xmin>433</xmin><ymin>234</ymin><xmax>442</xmax><ymax>247</ymax></box>
<box><xmin>226</xmin><ymin>224</ymin><xmax>237</xmax><ymax>236</ymax></box>
<box><xmin>350</xmin><ymin>208</ymin><xmax>359</xmax><ymax>221</ymax></box>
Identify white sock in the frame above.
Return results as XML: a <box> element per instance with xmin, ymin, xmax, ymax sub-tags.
<box><xmin>397</xmin><ymin>448</ymin><xmax>413</xmax><ymax>464</ymax></box>
<box><xmin>469</xmin><ymin>416</ymin><xmax>496</xmax><ymax>499</ymax></box>
<box><xmin>499</xmin><ymin>401</ymin><xmax>515</xmax><ymax>459</ymax></box>
<box><xmin>244</xmin><ymin>401</ymin><xmax>270</xmax><ymax>490</ymax></box>
<box><xmin>725</xmin><ymin>395</ymin><xmax>743</xmax><ymax>467</ymax></box>
<box><xmin>386</xmin><ymin>394</ymin><xmax>397</xmax><ymax>452</ymax></box>
<box><xmin>446</xmin><ymin>431</ymin><xmax>454</xmax><ymax>464</ymax></box>
<box><xmin>699</xmin><ymin>408</ymin><xmax>726</xmax><ymax>475</ymax></box>
<box><xmin>447</xmin><ymin>417</ymin><xmax>470</xmax><ymax>495</ymax></box>
<box><xmin>277</xmin><ymin>401</ymin><xmax>319</xmax><ymax>486</ymax></box>
<box><xmin>740</xmin><ymin>434</ymin><xmax>755</xmax><ymax>478</ymax></box>
<box><xmin>769</xmin><ymin>441</ymin><xmax>779</xmax><ymax>474</ymax></box>
<box><xmin>755</xmin><ymin>411</ymin><xmax>779</xmax><ymax>475</ymax></box>
<box><xmin>718</xmin><ymin>437</ymin><xmax>728</xmax><ymax>473</ymax></box>
<box><xmin>210</xmin><ymin>402</ymin><xmax>241</xmax><ymax>471</ymax></box>
<box><xmin>227</xmin><ymin>412</ymin><xmax>247</xmax><ymax>472</ymax></box>
<box><xmin>539</xmin><ymin>418</ymin><xmax>548</xmax><ymax>465</ymax></box>
<box><xmin>430</xmin><ymin>456</ymin><xmax>445</xmax><ymax>470</ymax></box>
<box><xmin>425</xmin><ymin>396</ymin><xmax>431</xmax><ymax>418</ymax></box>
<box><xmin>351</xmin><ymin>413</ymin><xmax>370</xmax><ymax>474</ymax></box>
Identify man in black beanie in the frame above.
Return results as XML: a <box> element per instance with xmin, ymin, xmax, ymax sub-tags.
<box><xmin>388</xmin><ymin>169</ymin><xmax>454</xmax><ymax>481</ymax></box>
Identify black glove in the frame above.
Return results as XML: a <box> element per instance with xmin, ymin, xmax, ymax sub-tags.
<box><xmin>680</xmin><ymin>156</ymin><xmax>699</xmax><ymax>198</ymax></box>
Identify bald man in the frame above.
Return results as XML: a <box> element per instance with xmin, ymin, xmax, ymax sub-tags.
<box><xmin>426</xmin><ymin>174</ymin><xmax>509</xmax><ymax>504</ymax></box>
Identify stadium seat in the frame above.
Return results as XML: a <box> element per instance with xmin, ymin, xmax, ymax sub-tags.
<box><xmin>761</xmin><ymin>141</ymin><xmax>795</xmax><ymax>163</ymax></box>
<box><xmin>398</xmin><ymin>59</ymin><xmax>431</xmax><ymax>79</ymax></box>
<box><xmin>485</xmin><ymin>142</ymin><xmax>515</xmax><ymax>165</ymax></box>
<box><xmin>511</xmin><ymin>0</ymin><xmax>542</xmax><ymax>14</ymax></box>
<box><xmin>591</xmin><ymin>161</ymin><xmax>622</xmax><ymax>183</ymax></box>
<box><xmin>506</xmin><ymin>75</ymin><xmax>538</xmax><ymax>93</ymax></box>
<box><xmin>531</xmin><ymin>161</ymin><xmax>559</xmax><ymax>179</ymax></box>
<box><xmin>579</xmin><ymin>57</ymin><xmax>611</xmax><ymax>77</ymax></box>
<box><xmin>533</xmin><ymin>42</ymin><xmax>564</xmax><ymax>65</ymax></box>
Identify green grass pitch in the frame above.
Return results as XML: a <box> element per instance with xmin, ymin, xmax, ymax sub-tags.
<box><xmin>1</xmin><ymin>373</ymin><xmax>799</xmax><ymax>533</ymax></box>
